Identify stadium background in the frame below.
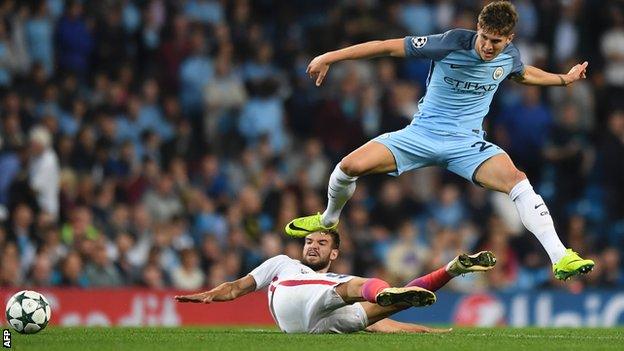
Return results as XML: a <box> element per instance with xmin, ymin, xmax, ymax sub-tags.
<box><xmin>0</xmin><ymin>0</ymin><xmax>623</xmax><ymax>327</ymax></box>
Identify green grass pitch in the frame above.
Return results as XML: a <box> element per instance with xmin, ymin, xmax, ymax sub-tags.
<box><xmin>7</xmin><ymin>327</ymin><xmax>624</xmax><ymax>351</ymax></box>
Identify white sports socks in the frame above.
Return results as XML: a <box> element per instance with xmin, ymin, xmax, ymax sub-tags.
<box><xmin>321</xmin><ymin>165</ymin><xmax>358</xmax><ymax>227</ymax></box>
<box><xmin>509</xmin><ymin>179</ymin><xmax>567</xmax><ymax>264</ymax></box>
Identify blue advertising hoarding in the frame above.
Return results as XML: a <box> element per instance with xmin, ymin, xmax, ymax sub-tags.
<box><xmin>393</xmin><ymin>291</ymin><xmax>624</xmax><ymax>327</ymax></box>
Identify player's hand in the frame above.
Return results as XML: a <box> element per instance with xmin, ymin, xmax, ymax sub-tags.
<box><xmin>565</xmin><ymin>61</ymin><xmax>588</xmax><ymax>85</ymax></box>
<box><xmin>174</xmin><ymin>292</ymin><xmax>214</xmax><ymax>304</ymax></box>
<box><xmin>307</xmin><ymin>54</ymin><xmax>331</xmax><ymax>87</ymax></box>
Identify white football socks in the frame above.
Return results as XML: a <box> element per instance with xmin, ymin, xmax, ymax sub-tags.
<box><xmin>321</xmin><ymin>165</ymin><xmax>358</xmax><ymax>227</ymax></box>
<box><xmin>509</xmin><ymin>179</ymin><xmax>567</xmax><ymax>264</ymax></box>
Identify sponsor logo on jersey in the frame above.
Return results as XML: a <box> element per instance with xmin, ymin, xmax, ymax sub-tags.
<box><xmin>443</xmin><ymin>77</ymin><xmax>498</xmax><ymax>92</ymax></box>
<box><xmin>412</xmin><ymin>36</ymin><xmax>427</xmax><ymax>48</ymax></box>
<box><xmin>493</xmin><ymin>66</ymin><xmax>504</xmax><ymax>80</ymax></box>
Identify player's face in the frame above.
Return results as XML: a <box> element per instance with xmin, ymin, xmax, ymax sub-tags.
<box><xmin>475</xmin><ymin>26</ymin><xmax>514</xmax><ymax>61</ymax></box>
<box><xmin>301</xmin><ymin>232</ymin><xmax>338</xmax><ymax>272</ymax></box>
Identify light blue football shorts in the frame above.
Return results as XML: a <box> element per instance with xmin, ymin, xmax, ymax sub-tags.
<box><xmin>372</xmin><ymin>124</ymin><xmax>506</xmax><ymax>184</ymax></box>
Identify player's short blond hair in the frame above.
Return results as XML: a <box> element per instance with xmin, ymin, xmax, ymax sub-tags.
<box><xmin>478</xmin><ymin>1</ymin><xmax>518</xmax><ymax>36</ymax></box>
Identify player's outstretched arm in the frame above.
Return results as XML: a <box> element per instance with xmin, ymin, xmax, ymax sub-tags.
<box><xmin>174</xmin><ymin>275</ymin><xmax>257</xmax><ymax>303</ymax></box>
<box><xmin>365</xmin><ymin>318</ymin><xmax>452</xmax><ymax>334</ymax></box>
<box><xmin>307</xmin><ymin>39</ymin><xmax>405</xmax><ymax>86</ymax></box>
<box><xmin>512</xmin><ymin>62</ymin><xmax>588</xmax><ymax>86</ymax></box>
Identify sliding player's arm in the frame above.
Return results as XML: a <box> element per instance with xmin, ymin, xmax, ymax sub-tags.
<box><xmin>175</xmin><ymin>255</ymin><xmax>292</xmax><ymax>304</ymax></box>
<box><xmin>511</xmin><ymin>62</ymin><xmax>588</xmax><ymax>86</ymax></box>
<box><xmin>365</xmin><ymin>318</ymin><xmax>452</xmax><ymax>334</ymax></box>
<box><xmin>174</xmin><ymin>275</ymin><xmax>257</xmax><ymax>303</ymax></box>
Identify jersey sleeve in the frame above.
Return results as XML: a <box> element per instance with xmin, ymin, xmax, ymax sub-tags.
<box><xmin>404</xmin><ymin>29</ymin><xmax>473</xmax><ymax>61</ymax></box>
<box><xmin>248</xmin><ymin>255</ymin><xmax>291</xmax><ymax>290</ymax></box>
<box><xmin>506</xmin><ymin>43</ymin><xmax>525</xmax><ymax>79</ymax></box>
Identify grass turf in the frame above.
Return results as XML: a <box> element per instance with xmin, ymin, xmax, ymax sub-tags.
<box><xmin>6</xmin><ymin>326</ymin><xmax>624</xmax><ymax>351</ymax></box>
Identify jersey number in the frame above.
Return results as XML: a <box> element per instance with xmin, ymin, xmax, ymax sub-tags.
<box><xmin>471</xmin><ymin>141</ymin><xmax>493</xmax><ymax>152</ymax></box>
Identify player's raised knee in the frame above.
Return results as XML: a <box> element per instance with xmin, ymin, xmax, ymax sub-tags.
<box><xmin>339</xmin><ymin>157</ymin><xmax>368</xmax><ymax>177</ymax></box>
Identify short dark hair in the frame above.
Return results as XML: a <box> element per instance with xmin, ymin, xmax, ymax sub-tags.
<box><xmin>478</xmin><ymin>1</ymin><xmax>518</xmax><ymax>36</ymax></box>
<box><xmin>322</xmin><ymin>229</ymin><xmax>340</xmax><ymax>249</ymax></box>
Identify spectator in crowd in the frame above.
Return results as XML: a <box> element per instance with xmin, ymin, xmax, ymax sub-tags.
<box><xmin>28</xmin><ymin>125</ymin><xmax>60</xmax><ymax>219</ymax></box>
<box><xmin>84</xmin><ymin>240</ymin><xmax>123</xmax><ymax>287</ymax></box>
<box><xmin>203</xmin><ymin>51</ymin><xmax>247</xmax><ymax>155</ymax></box>
<box><xmin>26</xmin><ymin>1</ymin><xmax>54</xmax><ymax>76</ymax></box>
<box><xmin>9</xmin><ymin>203</ymin><xmax>36</xmax><ymax>273</ymax></box>
<box><xmin>601</xmin><ymin>111</ymin><xmax>624</xmax><ymax>219</ymax></box>
<box><xmin>57</xmin><ymin>251</ymin><xmax>88</xmax><ymax>287</ymax></box>
<box><xmin>26</xmin><ymin>253</ymin><xmax>54</xmax><ymax>287</ymax></box>
<box><xmin>600</xmin><ymin>7</ymin><xmax>624</xmax><ymax>108</ymax></box>
<box><xmin>497</xmin><ymin>86</ymin><xmax>553</xmax><ymax>183</ymax></box>
<box><xmin>55</xmin><ymin>0</ymin><xmax>93</xmax><ymax>78</ymax></box>
<box><xmin>171</xmin><ymin>248</ymin><xmax>204</xmax><ymax>290</ymax></box>
<box><xmin>142</xmin><ymin>174</ymin><xmax>184</xmax><ymax>223</ymax></box>
<box><xmin>543</xmin><ymin>103</ymin><xmax>593</xmax><ymax>215</ymax></box>
<box><xmin>385</xmin><ymin>220</ymin><xmax>429</xmax><ymax>283</ymax></box>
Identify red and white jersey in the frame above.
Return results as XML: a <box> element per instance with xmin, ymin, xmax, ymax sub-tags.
<box><xmin>248</xmin><ymin>255</ymin><xmax>365</xmax><ymax>333</ymax></box>
<box><xmin>249</xmin><ymin>255</ymin><xmax>316</xmax><ymax>289</ymax></box>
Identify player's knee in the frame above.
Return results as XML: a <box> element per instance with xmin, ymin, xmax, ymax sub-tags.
<box><xmin>506</xmin><ymin>170</ymin><xmax>528</xmax><ymax>192</ymax></box>
<box><xmin>339</xmin><ymin>157</ymin><xmax>367</xmax><ymax>177</ymax></box>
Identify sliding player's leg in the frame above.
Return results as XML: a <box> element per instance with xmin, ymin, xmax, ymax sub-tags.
<box><xmin>304</xmin><ymin>276</ymin><xmax>433</xmax><ymax>334</ymax></box>
<box><xmin>308</xmin><ymin>251</ymin><xmax>495</xmax><ymax>333</ymax></box>
<box><xmin>285</xmin><ymin>140</ymin><xmax>396</xmax><ymax>237</ymax></box>
<box><xmin>406</xmin><ymin>250</ymin><xmax>497</xmax><ymax>290</ymax></box>
<box><xmin>474</xmin><ymin>153</ymin><xmax>594</xmax><ymax>280</ymax></box>
<box><xmin>358</xmin><ymin>250</ymin><xmax>497</xmax><ymax>324</ymax></box>
<box><xmin>333</xmin><ymin>276</ymin><xmax>436</xmax><ymax>307</ymax></box>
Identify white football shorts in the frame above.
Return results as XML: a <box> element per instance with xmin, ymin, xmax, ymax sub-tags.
<box><xmin>269</xmin><ymin>273</ymin><xmax>368</xmax><ymax>333</ymax></box>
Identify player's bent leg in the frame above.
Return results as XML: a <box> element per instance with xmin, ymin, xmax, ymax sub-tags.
<box><xmin>474</xmin><ymin>154</ymin><xmax>594</xmax><ymax>280</ymax></box>
<box><xmin>339</xmin><ymin>140</ymin><xmax>398</xmax><ymax>176</ymax></box>
<box><xmin>404</xmin><ymin>251</ymin><xmax>496</xmax><ymax>293</ymax></box>
<box><xmin>359</xmin><ymin>252</ymin><xmax>496</xmax><ymax>328</ymax></box>
<box><xmin>334</xmin><ymin>277</ymin><xmax>436</xmax><ymax>308</ymax></box>
<box><xmin>334</xmin><ymin>277</ymin><xmax>372</xmax><ymax>304</ymax></box>
<box><xmin>285</xmin><ymin>141</ymin><xmax>397</xmax><ymax>237</ymax></box>
<box><xmin>473</xmin><ymin>153</ymin><xmax>526</xmax><ymax>193</ymax></box>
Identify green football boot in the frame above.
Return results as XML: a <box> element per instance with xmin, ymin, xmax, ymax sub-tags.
<box><xmin>284</xmin><ymin>213</ymin><xmax>338</xmax><ymax>238</ymax></box>
<box><xmin>553</xmin><ymin>249</ymin><xmax>595</xmax><ymax>281</ymax></box>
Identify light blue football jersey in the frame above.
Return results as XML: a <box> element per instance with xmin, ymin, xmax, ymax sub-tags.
<box><xmin>404</xmin><ymin>29</ymin><xmax>524</xmax><ymax>134</ymax></box>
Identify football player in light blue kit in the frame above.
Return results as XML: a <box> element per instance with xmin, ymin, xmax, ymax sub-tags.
<box><xmin>286</xmin><ymin>1</ymin><xmax>594</xmax><ymax>281</ymax></box>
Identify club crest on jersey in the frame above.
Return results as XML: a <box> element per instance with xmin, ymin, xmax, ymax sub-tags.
<box><xmin>412</xmin><ymin>36</ymin><xmax>427</xmax><ymax>48</ymax></box>
<box><xmin>493</xmin><ymin>67</ymin><xmax>504</xmax><ymax>80</ymax></box>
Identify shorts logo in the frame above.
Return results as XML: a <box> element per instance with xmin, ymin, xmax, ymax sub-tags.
<box><xmin>493</xmin><ymin>67</ymin><xmax>504</xmax><ymax>80</ymax></box>
<box><xmin>412</xmin><ymin>36</ymin><xmax>427</xmax><ymax>48</ymax></box>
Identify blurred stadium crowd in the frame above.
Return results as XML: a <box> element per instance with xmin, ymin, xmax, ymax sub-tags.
<box><xmin>0</xmin><ymin>0</ymin><xmax>623</xmax><ymax>293</ymax></box>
